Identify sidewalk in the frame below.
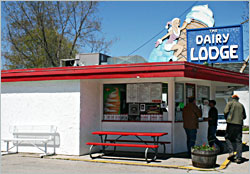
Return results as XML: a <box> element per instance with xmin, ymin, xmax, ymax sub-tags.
<box><xmin>8</xmin><ymin>141</ymin><xmax>247</xmax><ymax>173</ymax></box>
<box><xmin>47</xmin><ymin>134</ymin><xmax>249</xmax><ymax>172</ymax></box>
<box><xmin>2</xmin><ymin>135</ymin><xmax>249</xmax><ymax>173</ymax></box>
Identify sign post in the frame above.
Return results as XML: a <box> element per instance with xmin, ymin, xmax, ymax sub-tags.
<box><xmin>187</xmin><ymin>25</ymin><xmax>243</xmax><ymax>64</ymax></box>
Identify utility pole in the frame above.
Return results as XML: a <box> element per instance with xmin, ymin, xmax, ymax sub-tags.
<box><xmin>239</xmin><ymin>19</ymin><xmax>249</xmax><ymax>73</ymax></box>
<box><xmin>240</xmin><ymin>56</ymin><xmax>249</xmax><ymax>73</ymax></box>
<box><xmin>241</xmin><ymin>19</ymin><xmax>249</xmax><ymax>25</ymax></box>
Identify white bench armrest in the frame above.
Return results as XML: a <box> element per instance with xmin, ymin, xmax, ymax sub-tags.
<box><xmin>2</xmin><ymin>138</ymin><xmax>51</xmax><ymax>143</ymax></box>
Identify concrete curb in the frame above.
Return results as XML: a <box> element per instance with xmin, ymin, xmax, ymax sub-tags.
<box><xmin>49</xmin><ymin>157</ymin><xmax>220</xmax><ymax>172</ymax></box>
<box><xmin>3</xmin><ymin>151</ymin><xmax>235</xmax><ymax>172</ymax></box>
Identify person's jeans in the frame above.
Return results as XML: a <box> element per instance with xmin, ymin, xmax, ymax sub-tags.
<box><xmin>225</xmin><ymin>123</ymin><xmax>243</xmax><ymax>159</ymax></box>
<box><xmin>184</xmin><ymin>128</ymin><xmax>197</xmax><ymax>155</ymax></box>
<box><xmin>207</xmin><ymin>125</ymin><xmax>222</xmax><ymax>147</ymax></box>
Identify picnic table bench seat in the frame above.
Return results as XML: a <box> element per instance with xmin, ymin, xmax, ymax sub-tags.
<box><xmin>86</xmin><ymin>142</ymin><xmax>159</xmax><ymax>162</ymax></box>
<box><xmin>106</xmin><ymin>139</ymin><xmax>170</xmax><ymax>153</ymax></box>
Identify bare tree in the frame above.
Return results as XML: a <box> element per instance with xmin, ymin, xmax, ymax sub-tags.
<box><xmin>2</xmin><ymin>1</ymin><xmax>114</xmax><ymax>69</ymax></box>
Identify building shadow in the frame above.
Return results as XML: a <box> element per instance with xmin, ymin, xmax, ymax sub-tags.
<box><xmin>217</xmin><ymin>140</ymin><xmax>249</xmax><ymax>155</ymax></box>
<box><xmin>89</xmin><ymin>150</ymin><xmax>191</xmax><ymax>163</ymax></box>
<box><xmin>88</xmin><ymin>140</ymin><xmax>249</xmax><ymax>165</ymax></box>
<box><xmin>90</xmin><ymin>150</ymin><xmax>165</xmax><ymax>163</ymax></box>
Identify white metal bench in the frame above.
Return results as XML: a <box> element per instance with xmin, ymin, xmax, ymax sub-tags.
<box><xmin>2</xmin><ymin>125</ymin><xmax>57</xmax><ymax>157</ymax></box>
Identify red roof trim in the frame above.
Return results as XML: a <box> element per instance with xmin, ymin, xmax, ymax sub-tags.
<box><xmin>184</xmin><ymin>64</ymin><xmax>248</xmax><ymax>85</ymax></box>
<box><xmin>1</xmin><ymin>62</ymin><xmax>249</xmax><ymax>85</ymax></box>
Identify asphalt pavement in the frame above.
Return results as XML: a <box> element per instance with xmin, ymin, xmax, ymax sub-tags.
<box><xmin>1</xmin><ymin>133</ymin><xmax>249</xmax><ymax>174</ymax></box>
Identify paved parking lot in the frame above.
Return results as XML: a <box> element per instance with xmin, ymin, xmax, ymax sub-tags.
<box><xmin>1</xmin><ymin>151</ymin><xmax>249</xmax><ymax>174</ymax></box>
<box><xmin>1</xmin><ymin>133</ymin><xmax>249</xmax><ymax>174</ymax></box>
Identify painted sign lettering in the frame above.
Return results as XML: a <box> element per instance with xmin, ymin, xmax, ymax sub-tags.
<box><xmin>187</xmin><ymin>25</ymin><xmax>243</xmax><ymax>64</ymax></box>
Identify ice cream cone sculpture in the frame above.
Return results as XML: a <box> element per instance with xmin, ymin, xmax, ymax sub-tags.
<box><xmin>150</xmin><ymin>4</ymin><xmax>214</xmax><ymax>62</ymax></box>
<box><xmin>176</xmin><ymin>5</ymin><xmax>215</xmax><ymax>61</ymax></box>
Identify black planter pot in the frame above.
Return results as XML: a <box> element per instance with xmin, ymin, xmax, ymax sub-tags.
<box><xmin>191</xmin><ymin>148</ymin><xmax>219</xmax><ymax>168</ymax></box>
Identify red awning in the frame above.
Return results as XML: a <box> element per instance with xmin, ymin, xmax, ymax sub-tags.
<box><xmin>1</xmin><ymin>62</ymin><xmax>249</xmax><ymax>85</ymax></box>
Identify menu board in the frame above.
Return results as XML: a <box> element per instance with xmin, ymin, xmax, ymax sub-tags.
<box><xmin>126</xmin><ymin>84</ymin><xmax>138</xmax><ymax>103</ymax></box>
<box><xmin>187</xmin><ymin>88</ymin><xmax>193</xmax><ymax>98</ymax></box>
<box><xmin>186</xmin><ymin>84</ymin><xmax>195</xmax><ymax>103</ymax></box>
<box><xmin>127</xmin><ymin>83</ymin><xmax>162</xmax><ymax>103</ymax></box>
<box><xmin>197</xmin><ymin>86</ymin><xmax>210</xmax><ymax>100</ymax></box>
<box><xmin>138</xmin><ymin>83</ymin><xmax>150</xmax><ymax>103</ymax></box>
<box><xmin>197</xmin><ymin>86</ymin><xmax>210</xmax><ymax>114</ymax></box>
<box><xmin>150</xmin><ymin>83</ymin><xmax>162</xmax><ymax>103</ymax></box>
<box><xmin>175</xmin><ymin>83</ymin><xmax>184</xmax><ymax>102</ymax></box>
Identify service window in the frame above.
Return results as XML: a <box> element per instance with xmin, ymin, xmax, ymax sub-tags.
<box><xmin>103</xmin><ymin>83</ymin><xmax>168</xmax><ymax>122</ymax></box>
<box><xmin>175</xmin><ymin>83</ymin><xmax>184</xmax><ymax>121</ymax></box>
<box><xmin>197</xmin><ymin>85</ymin><xmax>210</xmax><ymax>118</ymax></box>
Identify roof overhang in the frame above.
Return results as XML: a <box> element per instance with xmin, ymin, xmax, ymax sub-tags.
<box><xmin>1</xmin><ymin>62</ymin><xmax>249</xmax><ymax>85</ymax></box>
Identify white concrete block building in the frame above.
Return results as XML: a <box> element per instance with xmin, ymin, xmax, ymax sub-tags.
<box><xmin>1</xmin><ymin>62</ymin><xmax>248</xmax><ymax>155</ymax></box>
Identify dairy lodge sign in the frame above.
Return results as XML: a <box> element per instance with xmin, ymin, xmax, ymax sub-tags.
<box><xmin>187</xmin><ymin>25</ymin><xmax>243</xmax><ymax>64</ymax></box>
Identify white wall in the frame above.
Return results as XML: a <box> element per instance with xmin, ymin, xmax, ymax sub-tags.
<box><xmin>234</xmin><ymin>91</ymin><xmax>249</xmax><ymax>126</ymax></box>
<box><xmin>215</xmin><ymin>90</ymin><xmax>249</xmax><ymax>126</ymax></box>
<box><xmin>79</xmin><ymin>80</ymin><xmax>102</xmax><ymax>155</ymax></box>
<box><xmin>174</xmin><ymin>122</ymin><xmax>208</xmax><ymax>153</ymax></box>
<box><xmin>215</xmin><ymin>98</ymin><xmax>227</xmax><ymax>114</ymax></box>
<box><xmin>1</xmin><ymin>80</ymin><xmax>81</xmax><ymax>155</ymax></box>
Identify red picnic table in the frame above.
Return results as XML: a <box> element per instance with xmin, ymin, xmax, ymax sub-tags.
<box><xmin>86</xmin><ymin>131</ymin><xmax>168</xmax><ymax>162</ymax></box>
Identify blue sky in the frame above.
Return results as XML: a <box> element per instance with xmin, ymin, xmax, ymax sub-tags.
<box><xmin>1</xmin><ymin>1</ymin><xmax>249</xmax><ymax>65</ymax></box>
<box><xmin>97</xmin><ymin>1</ymin><xmax>249</xmax><ymax>59</ymax></box>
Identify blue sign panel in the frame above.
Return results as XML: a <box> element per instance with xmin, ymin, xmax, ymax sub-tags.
<box><xmin>187</xmin><ymin>25</ymin><xmax>243</xmax><ymax>64</ymax></box>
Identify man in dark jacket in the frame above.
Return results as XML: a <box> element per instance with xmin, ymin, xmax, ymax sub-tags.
<box><xmin>224</xmin><ymin>94</ymin><xmax>246</xmax><ymax>163</ymax></box>
<box><xmin>183</xmin><ymin>97</ymin><xmax>202</xmax><ymax>157</ymax></box>
<box><xmin>207</xmin><ymin>100</ymin><xmax>223</xmax><ymax>150</ymax></box>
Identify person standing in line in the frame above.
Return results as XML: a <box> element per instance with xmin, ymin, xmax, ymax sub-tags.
<box><xmin>207</xmin><ymin>100</ymin><xmax>223</xmax><ymax>151</ymax></box>
<box><xmin>182</xmin><ymin>97</ymin><xmax>202</xmax><ymax>157</ymax></box>
<box><xmin>224</xmin><ymin>95</ymin><xmax>246</xmax><ymax>163</ymax></box>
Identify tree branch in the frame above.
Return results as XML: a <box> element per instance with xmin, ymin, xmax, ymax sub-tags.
<box><xmin>69</xmin><ymin>2</ymin><xmax>93</xmax><ymax>57</ymax></box>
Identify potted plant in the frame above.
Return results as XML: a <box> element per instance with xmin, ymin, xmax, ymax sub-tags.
<box><xmin>191</xmin><ymin>143</ymin><xmax>219</xmax><ymax>168</ymax></box>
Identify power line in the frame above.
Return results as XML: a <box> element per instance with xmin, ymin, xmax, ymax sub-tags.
<box><xmin>127</xmin><ymin>29</ymin><xmax>165</xmax><ymax>56</ymax></box>
<box><xmin>128</xmin><ymin>1</ymin><xmax>199</xmax><ymax>56</ymax></box>
<box><xmin>178</xmin><ymin>1</ymin><xmax>199</xmax><ymax>20</ymax></box>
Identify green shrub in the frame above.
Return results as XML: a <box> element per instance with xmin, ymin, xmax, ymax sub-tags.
<box><xmin>192</xmin><ymin>143</ymin><xmax>216</xmax><ymax>151</ymax></box>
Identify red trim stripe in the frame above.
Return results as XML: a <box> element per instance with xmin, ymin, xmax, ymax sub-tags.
<box><xmin>1</xmin><ymin>62</ymin><xmax>248</xmax><ymax>85</ymax></box>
